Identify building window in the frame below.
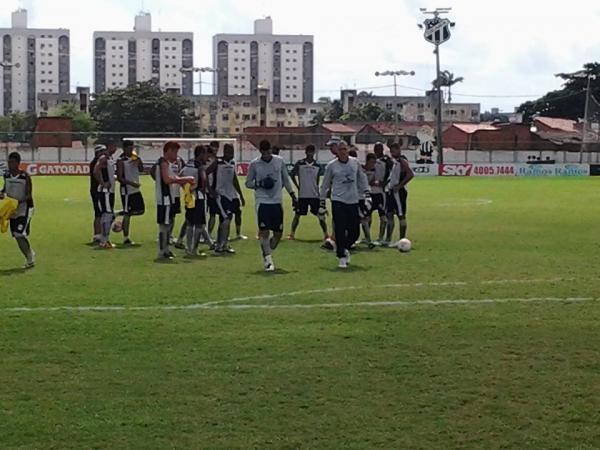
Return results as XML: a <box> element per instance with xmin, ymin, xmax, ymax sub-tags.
<box><xmin>242</xmin><ymin>114</ymin><xmax>251</xmax><ymax>120</ymax></box>
<box><xmin>222</xmin><ymin>114</ymin><xmax>229</xmax><ymax>120</ymax></box>
<box><xmin>222</xmin><ymin>101</ymin><xmax>229</xmax><ymax>108</ymax></box>
<box><xmin>242</xmin><ymin>102</ymin><xmax>251</xmax><ymax>107</ymax></box>
<box><xmin>310</xmin><ymin>109</ymin><xmax>317</xmax><ymax>114</ymax></box>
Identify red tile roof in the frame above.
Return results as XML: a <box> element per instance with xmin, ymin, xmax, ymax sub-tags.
<box><xmin>452</xmin><ymin>123</ymin><xmax>499</xmax><ymax>134</ymax></box>
<box><xmin>534</xmin><ymin>117</ymin><xmax>579</xmax><ymax>133</ymax></box>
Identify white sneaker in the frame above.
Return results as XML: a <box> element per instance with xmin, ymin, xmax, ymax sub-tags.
<box><xmin>338</xmin><ymin>257</ymin><xmax>348</xmax><ymax>269</ymax></box>
<box><xmin>388</xmin><ymin>241</ymin><xmax>399</xmax><ymax>248</ymax></box>
<box><xmin>237</xmin><ymin>234</ymin><xmax>248</xmax><ymax>240</ymax></box>
<box><xmin>344</xmin><ymin>249</ymin><xmax>351</xmax><ymax>264</ymax></box>
<box><xmin>264</xmin><ymin>255</ymin><xmax>275</xmax><ymax>272</ymax></box>
<box><xmin>24</xmin><ymin>251</ymin><xmax>36</xmax><ymax>269</ymax></box>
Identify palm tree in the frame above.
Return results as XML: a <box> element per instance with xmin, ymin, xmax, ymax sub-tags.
<box><xmin>432</xmin><ymin>71</ymin><xmax>464</xmax><ymax>103</ymax></box>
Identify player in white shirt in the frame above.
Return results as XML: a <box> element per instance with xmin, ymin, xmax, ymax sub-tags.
<box><xmin>245</xmin><ymin>140</ymin><xmax>297</xmax><ymax>272</ymax></box>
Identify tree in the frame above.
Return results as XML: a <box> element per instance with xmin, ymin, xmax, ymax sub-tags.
<box><xmin>49</xmin><ymin>103</ymin><xmax>97</xmax><ymax>144</ymax></box>
<box><xmin>518</xmin><ymin>62</ymin><xmax>600</xmax><ymax>122</ymax></box>
<box><xmin>309</xmin><ymin>98</ymin><xmax>344</xmax><ymax>125</ymax></box>
<box><xmin>90</xmin><ymin>81</ymin><xmax>198</xmax><ymax>140</ymax></box>
<box><xmin>0</xmin><ymin>112</ymin><xmax>37</xmax><ymax>142</ymax></box>
<box><xmin>433</xmin><ymin>71</ymin><xmax>463</xmax><ymax>103</ymax></box>
<box><xmin>340</xmin><ymin>103</ymin><xmax>395</xmax><ymax>122</ymax></box>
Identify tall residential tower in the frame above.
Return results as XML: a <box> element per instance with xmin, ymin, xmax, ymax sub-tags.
<box><xmin>213</xmin><ymin>17</ymin><xmax>313</xmax><ymax>103</ymax></box>
<box><xmin>93</xmin><ymin>12</ymin><xmax>193</xmax><ymax>95</ymax></box>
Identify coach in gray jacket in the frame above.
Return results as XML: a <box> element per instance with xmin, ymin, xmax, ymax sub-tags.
<box><xmin>319</xmin><ymin>142</ymin><xmax>370</xmax><ymax>269</ymax></box>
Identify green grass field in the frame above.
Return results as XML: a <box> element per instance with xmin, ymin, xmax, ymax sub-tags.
<box><xmin>1</xmin><ymin>176</ymin><xmax>600</xmax><ymax>449</ymax></box>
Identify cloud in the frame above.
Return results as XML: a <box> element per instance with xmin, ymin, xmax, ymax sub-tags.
<box><xmin>2</xmin><ymin>0</ymin><xmax>600</xmax><ymax>111</ymax></box>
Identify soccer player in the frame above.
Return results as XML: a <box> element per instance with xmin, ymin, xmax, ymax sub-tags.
<box><xmin>153</xmin><ymin>141</ymin><xmax>195</xmax><ymax>261</ymax></box>
<box><xmin>0</xmin><ymin>152</ymin><xmax>35</xmax><ymax>268</ymax></box>
<box><xmin>385</xmin><ymin>142</ymin><xmax>415</xmax><ymax>246</ymax></box>
<box><xmin>319</xmin><ymin>141</ymin><xmax>370</xmax><ymax>269</ymax></box>
<box><xmin>373</xmin><ymin>142</ymin><xmax>393</xmax><ymax>245</ymax></box>
<box><xmin>206</xmin><ymin>141</ymin><xmax>220</xmax><ymax>239</ymax></box>
<box><xmin>117</xmin><ymin>140</ymin><xmax>145</xmax><ymax>245</ymax></box>
<box><xmin>245</xmin><ymin>139</ymin><xmax>297</xmax><ymax>272</ymax></box>
<box><xmin>93</xmin><ymin>141</ymin><xmax>118</xmax><ymax>248</ymax></box>
<box><xmin>89</xmin><ymin>144</ymin><xmax>106</xmax><ymax>244</ymax></box>
<box><xmin>213</xmin><ymin>143</ymin><xmax>245</xmax><ymax>254</ymax></box>
<box><xmin>181</xmin><ymin>145</ymin><xmax>211</xmax><ymax>256</ymax></box>
<box><xmin>288</xmin><ymin>144</ymin><xmax>328</xmax><ymax>240</ymax></box>
<box><xmin>171</xmin><ymin>155</ymin><xmax>187</xmax><ymax>248</ymax></box>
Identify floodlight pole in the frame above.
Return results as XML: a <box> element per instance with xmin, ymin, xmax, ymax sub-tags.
<box><xmin>435</xmin><ymin>44</ymin><xmax>443</xmax><ymax>164</ymax></box>
<box><xmin>375</xmin><ymin>70</ymin><xmax>415</xmax><ymax>144</ymax></box>
<box><xmin>419</xmin><ymin>7</ymin><xmax>454</xmax><ymax>165</ymax></box>
<box><xmin>581</xmin><ymin>74</ymin><xmax>593</xmax><ymax>163</ymax></box>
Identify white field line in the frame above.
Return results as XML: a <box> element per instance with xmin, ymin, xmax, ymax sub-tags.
<box><xmin>0</xmin><ymin>297</ymin><xmax>595</xmax><ymax>314</ymax></box>
<box><xmin>203</xmin><ymin>277</ymin><xmax>574</xmax><ymax>307</ymax></box>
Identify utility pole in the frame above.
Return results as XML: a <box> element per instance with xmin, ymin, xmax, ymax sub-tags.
<box><xmin>375</xmin><ymin>70</ymin><xmax>415</xmax><ymax>144</ymax></box>
<box><xmin>419</xmin><ymin>7</ymin><xmax>455</xmax><ymax>165</ymax></box>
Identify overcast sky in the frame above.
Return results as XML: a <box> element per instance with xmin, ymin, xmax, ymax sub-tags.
<box><xmin>2</xmin><ymin>0</ymin><xmax>599</xmax><ymax>112</ymax></box>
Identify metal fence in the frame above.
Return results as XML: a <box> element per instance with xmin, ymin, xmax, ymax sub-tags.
<box><xmin>1</xmin><ymin>131</ymin><xmax>599</xmax><ymax>165</ymax></box>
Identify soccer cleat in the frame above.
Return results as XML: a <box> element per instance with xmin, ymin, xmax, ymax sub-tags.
<box><xmin>388</xmin><ymin>241</ymin><xmax>400</xmax><ymax>249</ymax></box>
<box><xmin>264</xmin><ymin>255</ymin><xmax>275</xmax><ymax>272</ymax></box>
<box><xmin>166</xmin><ymin>251</ymin><xmax>176</xmax><ymax>258</ymax></box>
<box><xmin>123</xmin><ymin>238</ymin><xmax>135</xmax><ymax>246</ymax></box>
<box><xmin>24</xmin><ymin>251</ymin><xmax>36</xmax><ymax>269</ymax></box>
<box><xmin>321</xmin><ymin>238</ymin><xmax>335</xmax><ymax>251</ymax></box>
<box><xmin>344</xmin><ymin>249</ymin><xmax>352</xmax><ymax>264</ymax></box>
<box><xmin>287</xmin><ymin>234</ymin><xmax>295</xmax><ymax>241</ymax></box>
<box><xmin>98</xmin><ymin>242</ymin><xmax>115</xmax><ymax>249</ymax></box>
<box><xmin>237</xmin><ymin>234</ymin><xmax>248</xmax><ymax>240</ymax></box>
<box><xmin>338</xmin><ymin>257</ymin><xmax>348</xmax><ymax>269</ymax></box>
<box><xmin>372</xmin><ymin>240</ymin><xmax>382</xmax><ymax>247</ymax></box>
<box><xmin>173</xmin><ymin>240</ymin><xmax>186</xmax><ymax>250</ymax></box>
<box><xmin>224</xmin><ymin>246</ymin><xmax>236</xmax><ymax>254</ymax></box>
<box><xmin>367</xmin><ymin>242</ymin><xmax>376</xmax><ymax>250</ymax></box>
<box><xmin>158</xmin><ymin>253</ymin><xmax>174</xmax><ymax>261</ymax></box>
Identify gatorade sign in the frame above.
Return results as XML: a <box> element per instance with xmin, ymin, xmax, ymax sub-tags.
<box><xmin>20</xmin><ymin>163</ymin><xmax>90</xmax><ymax>176</ymax></box>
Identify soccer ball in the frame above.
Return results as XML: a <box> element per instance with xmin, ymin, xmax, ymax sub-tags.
<box><xmin>112</xmin><ymin>220</ymin><xmax>123</xmax><ymax>233</ymax></box>
<box><xmin>397</xmin><ymin>238</ymin><xmax>412</xmax><ymax>253</ymax></box>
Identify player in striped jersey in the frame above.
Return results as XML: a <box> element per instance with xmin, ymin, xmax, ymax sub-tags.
<box><xmin>180</xmin><ymin>145</ymin><xmax>212</xmax><ymax>257</ymax></box>
<box><xmin>0</xmin><ymin>152</ymin><xmax>35</xmax><ymax>268</ymax></box>
<box><xmin>153</xmin><ymin>141</ymin><xmax>195</xmax><ymax>261</ymax></box>
<box><xmin>117</xmin><ymin>140</ymin><xmax>145</xmax><ymax>245</ymax></box>
<box><xmin>288</xmin><ymin>145</ymin><xmax>328</xmax><ymax>241</ymax></box>
<box><xmin>213</xmin><ymin>143</ymin><xmax>245</xmax><ymax>254</ymax></box>
<box><xmin>93</xmin><ymin>142</ymin><xmax>118</xmax><ymax>248</ymax></box>
<box><xmin>373</xmin><ymin>142</ymin><xmax>393</xmax><ymax>245</ymax></box>
<box><xmin>385</xmin><ymin>142</ymin><xmax>414</xmax><ymax>246</ymax></box>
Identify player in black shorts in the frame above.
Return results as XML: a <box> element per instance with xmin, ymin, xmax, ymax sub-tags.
<box><xmin>385</xmin><ymin>142</ymin><xmax>414</xmax><ymax>246</ymax></box>
<box><xmin>1</xmin><ymin>152</ymin><xmax>35</xmax><ymax>268</ymax></box>
<box><xmin>288</xmin><ymin>145</ymin><xmax>329</xmax><ymax>241</ymax></box>
<box><xmin>153</xmin><ymin>141</ymin><xmax>195</xmax><ymax>260</ymax></box>
<box><xmin>117</xmin><ymin>140</ymin><xmax>145</xmax><ymax>245</ymax></box>
<box><xmin>89</xmin><ymin>144</ymin><xmax>106</xmax><ymax>244</ymax></box>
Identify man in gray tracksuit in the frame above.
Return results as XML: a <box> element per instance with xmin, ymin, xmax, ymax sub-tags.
<box><xmin>246</xmin><ymin>139</ymin><xmax>298</xmax><ymax>272</ymax></box>
<box><xmin>319</xmin><ymin>142</ymin><xmax>370</xmax><ymax>269</ymax></box>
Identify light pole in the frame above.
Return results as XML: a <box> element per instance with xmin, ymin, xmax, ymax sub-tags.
<box><xmin>419</xmin><ymin>7</ymin><xmax>455</xmax><ymax>164</ymax></box>
<box><xmin>180</xmin><ymin>66</ymin><xmax>226</xmax><ymax>135</ymax></box>
<box><xmin>180</xmin><ymin>115</ymin><xmax>185</xmax><ymax>137</ymax></box>
<box><xmin>375</xmin><ymin>70</ymin><xmax>415</xmax><ymax>143</ymax></box>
